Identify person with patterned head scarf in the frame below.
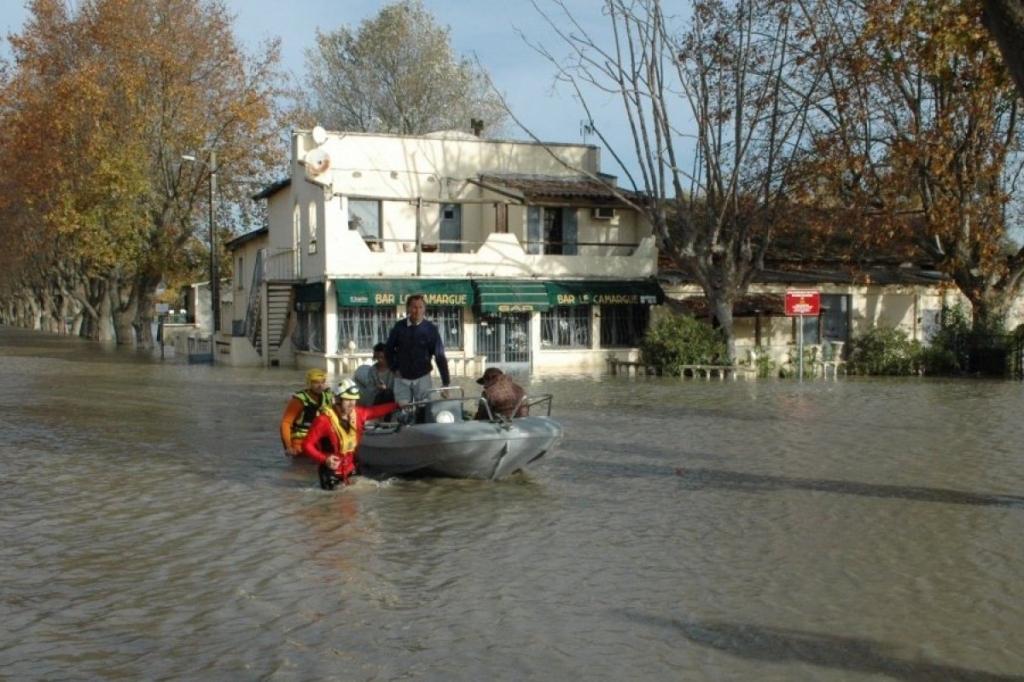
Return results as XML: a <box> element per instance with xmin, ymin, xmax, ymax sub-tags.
<box><xmin>473</xmin><ymin>367</ymin><xmax>529</xmax><ymax>421</ymax></box>
<box><xmin>279</xmin><ymin>368</ymin><xmax>333</xmax><ymax>457</ymax></box>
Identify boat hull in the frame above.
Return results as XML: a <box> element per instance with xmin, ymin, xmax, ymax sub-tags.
<box><xmin>358</xmin><ymin>416</ymin><xmax>563</xmax><ymax>480</ymax></box>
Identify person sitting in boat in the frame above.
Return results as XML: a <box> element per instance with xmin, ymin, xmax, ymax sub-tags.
<box><xmin>353</xmin><ymin>342</ymin><xmax>395</xmax><ymax>406</ymax></box>
<box><xmin>474</xmin><ymin>367</ymin><xmax>529</xmax><ymax>421</ymax></box>
<box><xmin>302</xmin><ymin>379</ymin><xmax>398</xmax><ymax>490</ymax></box>
<box><xmin>279</xmin><ymin>368</ymin><xmax>333</xmax><ymax>457</ymax></box>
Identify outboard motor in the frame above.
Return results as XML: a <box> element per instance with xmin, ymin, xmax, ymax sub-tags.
<box><xmin>423</xmin><ymin>399</ymin><xmax>464</xmax><ymax>424</ymax></box>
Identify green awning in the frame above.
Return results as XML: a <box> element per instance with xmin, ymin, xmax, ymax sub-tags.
<box><xmin>473</xmin><ymin>280</ymin><xmax>551</xmax><ymax>313</ymax></box>
<box><xmin>335</xmin><ymin>279</ymin><xmax>474</xmax><ymax>307</ymax></box>
<box><xmin>546</xmin><ymin>280</ymin><xmax>665</xmax><ymax>306</ymax></box>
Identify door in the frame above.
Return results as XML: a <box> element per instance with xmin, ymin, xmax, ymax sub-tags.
<box><xmin>821</xmin><ymin>294</ymin><xmax>850</xmax><ymax>358</ymax></box>
<box><xmin>440</xmin><ymin>204</ymin><xmax>461</xmax><ymax>253</ymax></box>
<box><xmin>527</xmin><ymin>206</ymin><xmax>576</xmax><ymax>255</ymax></box>
<box><xmin>475</xmin><ymin>313</ymin><xmax>532</xmax><ymax>372</ymax></box>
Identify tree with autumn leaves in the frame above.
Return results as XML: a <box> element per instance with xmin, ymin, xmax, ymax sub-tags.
<box><xmin>797</xmin><ymin>0</ymin><xmax>1024</xmax><ymax>334</ymax></box>
<box><xmin>0</xmin><ymin>0</ymin><xmax>286</xmax><ymax>345</ymax></box>
<box><xmin>533</xmin><ymin>0</ymin><xmax>1024</xmax><ymax>354</ymax></box>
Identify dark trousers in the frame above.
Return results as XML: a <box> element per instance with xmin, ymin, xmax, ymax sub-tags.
<box><xmin>318</xmin><ymin>464</ymin><xmax>346</xmax><ymax>491</ymax></box>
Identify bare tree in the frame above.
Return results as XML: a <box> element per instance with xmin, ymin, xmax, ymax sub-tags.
<box><xmin>526</xmin><ymin>0</ymin><xmax>821</xmax><ymax>360</ymax></box>
<box><xmin>301</xmin><ymin>0</ymin><xmax>510</xmax><ymax>137</ymax></box>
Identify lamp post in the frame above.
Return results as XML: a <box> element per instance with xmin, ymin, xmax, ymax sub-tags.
<box><xmin>183</xmin><ymin>151</ymin><xmax>219</xmax><ymax>335</ymax></box>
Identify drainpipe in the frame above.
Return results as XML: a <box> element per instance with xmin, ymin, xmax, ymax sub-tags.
<box><xmin>416</xmin><ymin>197</ymin><xmax>422</xmax><ymax>277</ymax></box>
<box><xmin>913</xmin><ymin>290</ymin><xmax>919</xmax><ymax>342</ymax></box>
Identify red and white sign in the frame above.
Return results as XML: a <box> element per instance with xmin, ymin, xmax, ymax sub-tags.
<box><xmin>785</xmin><ymin>290</ymin><xmax>821</xmax><ymax>316</ymax></box>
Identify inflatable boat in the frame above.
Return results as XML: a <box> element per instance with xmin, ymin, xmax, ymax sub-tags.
<box><xmin>357</xmin><ymin>388</ymin><xmax>563</xmax><ymax>480</ymax></box>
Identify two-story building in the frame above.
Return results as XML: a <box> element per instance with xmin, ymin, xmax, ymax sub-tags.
<box><xmin>221</xmin><ymin>128</ymin><xmax>665</xmax><ymax>376</ymax></box>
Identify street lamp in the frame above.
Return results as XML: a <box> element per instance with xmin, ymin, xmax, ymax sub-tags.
<box><xmin>182</xmin><ymin>151</ymin><xmax>219</xmax><ymax>335</ymax></box>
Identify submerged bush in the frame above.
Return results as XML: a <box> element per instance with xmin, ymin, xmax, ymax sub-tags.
<box><xmin>752</xmin><ymin>345</ymin><xmax>776</xmax><ymax>378</ymax></box>
<box><xmin>639</xmin><ymin>314</ymin><xmax>728</xmax><ymax>375</ymax></box>
<box><xmin>921</xmin><ymin>301</ymin><xmax>972</xmax><ymax>374</ymax></box>
<box><xmin>847</xmin><ymin>326</ymin><xmax>921</xmax><ymax>375</ymax></box>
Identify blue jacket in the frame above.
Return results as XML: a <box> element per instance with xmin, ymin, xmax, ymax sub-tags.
<box><xmin>385</xmin><ymin>318</ymin><xmax>450</xmax><ymax>385</ymax></box>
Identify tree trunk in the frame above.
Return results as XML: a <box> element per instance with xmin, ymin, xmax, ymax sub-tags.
<box><xmin>983</xmin><ymin>1</ymin><xmax>1024</xmax><ymax>101</ymax></box>
<box><xmin>110</xmin><ymin>281</ymin><xmax>138</xmax><ymax>346</ymax></box>
<box><xmin>710</xmin><ymin>297</ymin><xmax>737</xmax><ymax>364</ymax></box>
<box><xmin>132</xmin><ymin>271</ymin><xmax>163</xmax><ymax>349</ymax></box>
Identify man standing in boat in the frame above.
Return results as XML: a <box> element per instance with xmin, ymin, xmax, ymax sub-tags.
<box><xmin>385</xmin><ymin>294</ymin><xmax>450</xmax><ymax>406</ymax></box>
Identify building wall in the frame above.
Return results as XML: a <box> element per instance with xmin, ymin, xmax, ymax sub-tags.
<box><xmin>226</xmin><ymin>236</ymin><xmax>268</xmax><ymax>334</ymax></box>
<box><xmin>272</xmin><ymin>130</ymin><xmax>654</xmax><ymax>282</ymax></box>
<box><xmin>664</xmin><ymin>282</ymin><xmax>971</xmax><ymax>366</ymax></box>
<box><xmin>237</xmin><ymin>129</ymin><xmax>664</xmax><ymax>375</ymax></box>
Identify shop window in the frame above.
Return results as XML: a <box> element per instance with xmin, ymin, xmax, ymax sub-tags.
<box><xmin>541</xmin><ymin>306</ymin><xmax>591</xmax><ymax>348</ymax></box>
<box><xmin>426</xmin><ymin>305</ymin><xmax>464</xmax><ymax>351</ymax></box>
<box><xmin>337</xmin><ymin>306</ymin><xmax>395</xmax><ymax>352</ymax></box>
<box><xmin>600</xmin><ymin>305</ymin><xmax>650</xmax><ymax>348</ymax></box>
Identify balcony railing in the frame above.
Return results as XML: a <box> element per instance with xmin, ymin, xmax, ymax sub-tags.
<box><xmin>362</xmin><ymin>236</ymin><xmax>641</xmax><ymax>257</ymax></box>
<box><xmin>264</xmin><ymin>248</ymin><xmax>298</xmax><ymax>281</ymax></box>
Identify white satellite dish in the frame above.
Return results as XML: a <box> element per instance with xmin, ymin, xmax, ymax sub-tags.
<box><xmin>303</xmin><ymin>148</ymin><xmax>331</xmax><ymax>176</ymax></box>
<box><xmin>311</xmin><ymin>125</ymin><xmax>328</xmax><ymax>146</ymax></box>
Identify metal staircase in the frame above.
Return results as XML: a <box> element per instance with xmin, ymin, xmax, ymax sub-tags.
<box><xmin>245</xmin><ymin>249</ymin><xmax>296</xmax><ymax>366</ymax></box>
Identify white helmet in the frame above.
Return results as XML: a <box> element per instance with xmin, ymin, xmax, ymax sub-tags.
<box><xmin>335</xmin><ymin>378</ymin><xmax>360</xmax><ymax>401</ymax></box>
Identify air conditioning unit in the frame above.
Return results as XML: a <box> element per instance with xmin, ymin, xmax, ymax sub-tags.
<box><xmin>592</xmin><ymin>206</ymin><xmax>616</xmax><ymax>220</ymax></box>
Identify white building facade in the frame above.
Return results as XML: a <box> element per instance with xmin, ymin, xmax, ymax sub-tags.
<box><xmin>224</xmin><ymin>128</ymin><xmax>664</xmax><ymax>376</ymax></box>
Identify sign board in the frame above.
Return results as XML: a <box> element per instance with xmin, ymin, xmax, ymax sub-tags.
<box><xmin>785</xmin><ymin>290</ymin><xmax>821</xmax><ymax>316</ymax></box>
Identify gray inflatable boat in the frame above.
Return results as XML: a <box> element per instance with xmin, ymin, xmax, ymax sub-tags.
<box><xmin>358</xmin><ymin>388</ymin><xmax>563</xmax><ymax>480</ymax></box>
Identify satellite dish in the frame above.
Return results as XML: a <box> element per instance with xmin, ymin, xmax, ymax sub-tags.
<box><xmin>303</xmin><ymin>148</ymin><xmax>331</xmax><ymax>176</ymax></box>
<box><xmin>311</xmin><ymin>125</ymin><xmax>328</xmax><ymax>146</ymax></box>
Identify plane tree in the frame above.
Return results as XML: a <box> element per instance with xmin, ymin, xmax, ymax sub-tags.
<box><xmin>795</xmin><ymin>0</ymin><xmax>1024</xmax><ymax>332</ymax></box>
<box><xmin>0</xmin><ymin>0</ymin><xmax>285</xmax><ymax>345</ymax></box>
<box><xmin>300</xmin><ymin>0</ymin><xmax>510</xmax><ymax>137</ymax></box>
<box><xmin>526</xmin><ymin>0</ymin><xmax>825</xmax><ymax>361</ymax></box>
<box><xmin>982</xmin><ymin>0</ymin><xmax>1024</xmax><ymax>99</ymax></box>
<box><xmin>526</xmin><ymin>0</ymin><xmax>1024</xmax><ymax>347</ymax></box>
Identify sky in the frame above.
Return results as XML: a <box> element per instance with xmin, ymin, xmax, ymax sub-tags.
<box><xmin>0</xmin><ymin>0</ymin><xmax>639</xmax><ymax>182</ymax></box>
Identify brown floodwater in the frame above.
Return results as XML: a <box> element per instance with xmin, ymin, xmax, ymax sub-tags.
<box><xmin>2</xmin><ymin>326</ymin><xmax>1023</xmax><ymax>681</ymax></box>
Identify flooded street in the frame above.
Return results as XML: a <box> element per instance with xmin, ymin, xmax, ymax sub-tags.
<box><xmin>2</xmin><ymin>326</ymin><xmax>1024</xmax><ymax>681</ymax></box>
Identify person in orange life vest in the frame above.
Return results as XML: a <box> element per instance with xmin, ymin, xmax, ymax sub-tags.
<box><xmin>302</xmin><ymin>379</ymin><xmax>398</xmax><ymax>490</ymax></box>
<box><xmin>280</xmin><ymin>368</ymin><xmax>333</xmax><ymax>457</ymax></box>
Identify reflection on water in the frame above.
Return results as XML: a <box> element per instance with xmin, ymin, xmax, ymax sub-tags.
<box><xmin>2</xmin><ymin>327</ymin><xmax>1024</xmax><ymax>681</ymax></box>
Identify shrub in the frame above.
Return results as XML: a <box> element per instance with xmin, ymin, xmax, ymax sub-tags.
<box><xmin>752</xmin><ymin>345</ymin><xmax>776</xmax><ymax>378</ymax></box>
<box><xmin>921</xmin><ymin>301</ymin><xmax>972</xmax><ymax>374</ymax></box>
<box><xmin>847</xmin><ymin>326</ymin><xmax>921</xmax><ymax>375</ymax></box>
<box><xmin>639</xmin><ymin>314</ymin><xmax>728</xmax><ymax>375</ymax></box>
<box><xmin>779</xmin><ymin>345</ymin><xmax>821</xmax><ymax>379</ymax></box>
